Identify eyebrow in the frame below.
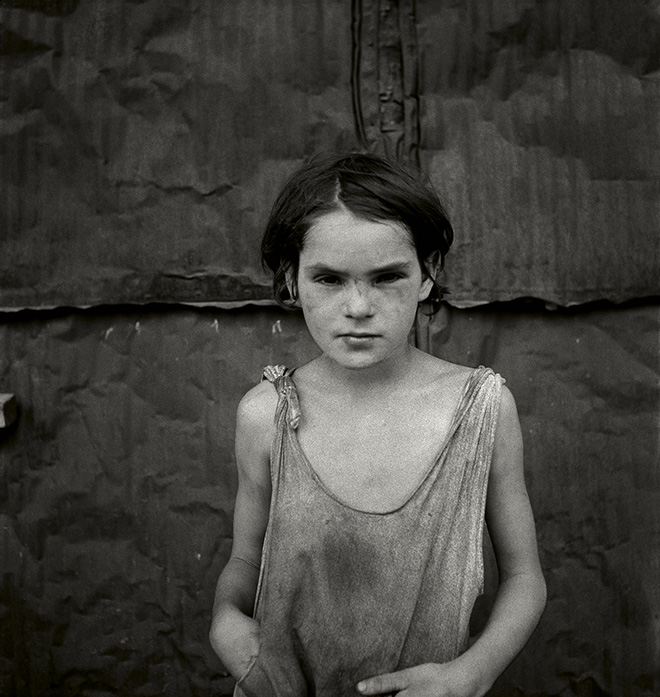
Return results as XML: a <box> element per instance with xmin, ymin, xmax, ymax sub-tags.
<box><xmin>303</xmin><ymin>261</ymin><xmax>414</xmax><ymax>275</ymax></box>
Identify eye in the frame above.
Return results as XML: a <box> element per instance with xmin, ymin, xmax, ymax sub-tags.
<box><xmin>314</xmin><ymin>274</ymin><xmax>342</xmax><ymax>286</ymax></box>
<box><xmin>375</xmin><ymin>272</ymin><xmax>404</xmax><ymax>284</ymax></box>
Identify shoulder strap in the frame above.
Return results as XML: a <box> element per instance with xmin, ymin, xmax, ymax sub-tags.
<box><xmin>451</xmin><ymin>366</ymin><xmax>502</xmax><ymax>424</ymax></box>
<box><xmin>261</xmin><ymin>365</ymin><xmax>301</xmax><ymax>430</ymax></box>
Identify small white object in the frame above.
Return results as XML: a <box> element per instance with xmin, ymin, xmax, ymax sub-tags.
<box><xmin>0</xmin><ymin>394</ymin><xmax>17</xmax><ymax>428</ymax></box>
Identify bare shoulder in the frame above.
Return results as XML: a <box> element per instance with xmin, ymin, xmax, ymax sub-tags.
<box><xmin>237</xmin><ymin>379</ymin><xmax>279</xmax><ymax>430</ymax></box>
<box><xmin>495</xmin><ymin>383</ymin><xmax>521</xmax><ymax>438</ymax></box>
<box><xmin>235</xmin><ymin>379</ymin><xmax>279</xmax><ymax>479</ymax></box>
<box><xmin>491</xmin><ymin>383</ymin><xmax>524</xmax><ymax>482</ymax></box>
<box><xmin>498</xmin><ymin>382</ymin><xmax>518</xmax><ymax>413</ymax></box>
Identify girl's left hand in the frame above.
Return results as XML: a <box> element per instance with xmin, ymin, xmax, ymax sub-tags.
<box><xmin>356</xmin><ymin>661</ymin><xmax>487</xmax><ymax>697</ymax></box>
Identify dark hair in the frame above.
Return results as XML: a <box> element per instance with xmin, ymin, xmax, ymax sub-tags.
<box><xmin>261</xmin><ymin>152</ymin><xmax>454</xmax><ymax>314</ymax></box>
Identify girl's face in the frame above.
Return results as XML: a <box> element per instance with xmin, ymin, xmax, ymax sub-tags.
<box><xmin>295</xmin><ymin>208</ymin><xmax>433</xmax><ymax>372</ymax></box>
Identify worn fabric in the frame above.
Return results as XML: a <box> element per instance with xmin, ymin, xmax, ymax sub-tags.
<box><xmin>235</xmin><ymin>365</ymin><xmax>503</xmax><ymax>697</ymax></box>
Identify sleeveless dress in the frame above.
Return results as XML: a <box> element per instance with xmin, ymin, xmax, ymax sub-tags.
<box><xmin>234</xmin><ymin>365</ymin><xmax>503</xmax><ymax>697</ymax></box>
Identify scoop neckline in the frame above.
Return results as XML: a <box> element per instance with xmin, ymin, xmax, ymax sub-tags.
<box><xmin>287</xmin><ymin>366</ymin><xmax>486</xmax><ymax>516</ymax></box>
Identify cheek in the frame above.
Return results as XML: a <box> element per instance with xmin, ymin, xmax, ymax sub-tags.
<box><xmin>391</xmin><ymin>280</ymin><xmax>426</xmax><ymax>309</ymax></box>
<box><xmin>377</xmin><ymin>288</ymin><xmax>421</xmax><ymax>333</ymax></box>
<box><xmin>297</xmin><ymin>281</ymin><xmax>319</xmax><ymax>306</ymax></box>
<box><xmin>298</xmin><ymin>286</ymin><xmax>335</xmax><ymax>322</ymax></box>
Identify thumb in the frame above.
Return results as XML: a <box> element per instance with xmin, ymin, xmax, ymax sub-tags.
<box><xmin>357</xmin><ymin>669</ymin><xmax>410</xmax><ymax>695</ymax></box>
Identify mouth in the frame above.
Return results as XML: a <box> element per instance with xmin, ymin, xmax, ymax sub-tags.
<box><xmin>338</xmin><ymin>333</ymin><xmax>381</xmax><ymax>347</ymax></box>
<box><xmin>339</xmin><ymin>333</ymin><xmax>380</xmax><ymax>339</ymax></box>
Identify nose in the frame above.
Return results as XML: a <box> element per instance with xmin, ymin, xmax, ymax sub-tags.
<box><xmin>344</xmin><ymin>282</ymin><xmax>373</xmax><ymax>318</ymax></box>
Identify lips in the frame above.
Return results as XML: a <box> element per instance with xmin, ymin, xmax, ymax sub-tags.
<box><xmin>339</xmin><ymin>333</ymin><xmax>380</xmax><ymax>338</ymax></box>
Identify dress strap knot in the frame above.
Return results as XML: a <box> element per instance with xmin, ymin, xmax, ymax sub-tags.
<box><xmin>261</xmin><ymin>365</ymin><xmax>301</xmax><ymax>430</ymax></box>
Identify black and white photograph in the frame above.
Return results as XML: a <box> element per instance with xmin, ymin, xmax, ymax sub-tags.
<box><xmin>0</xmin><ymin>2</ymin><xmax>658</xmax><ymax>696</ymax></box>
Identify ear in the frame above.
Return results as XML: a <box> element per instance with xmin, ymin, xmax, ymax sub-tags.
<box><xmin>418</xmin><ymin>252</ymin><xmax>440</xmax><ymax>302</ymax></box>
<box><xmin>284</xmin><ymin>266</ymin><xmax>299</xmax><ymax>306</ymax></box>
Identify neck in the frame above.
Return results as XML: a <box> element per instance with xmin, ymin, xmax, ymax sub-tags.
<box><xmin>316</xmin><ymin>343</ymin><xmax>420</xmax><ymax>398</ymax></box>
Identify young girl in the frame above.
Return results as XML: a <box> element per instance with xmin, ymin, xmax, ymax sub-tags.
<box><xmin>209</xmin><ymin>153</ymin><xmax>546</xmax><ymax>697</ymax></box>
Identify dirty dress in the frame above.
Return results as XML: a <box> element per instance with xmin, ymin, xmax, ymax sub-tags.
<box><xmin>234</xmin><ymin>365</ymin><xmax>503</xmax><ymax>697</ymax></box>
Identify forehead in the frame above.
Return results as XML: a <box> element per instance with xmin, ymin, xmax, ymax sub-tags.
<box><xmin>301</xmin><ymin>209</ymin><xmax>417</xmax><ymax>268</ymax></box>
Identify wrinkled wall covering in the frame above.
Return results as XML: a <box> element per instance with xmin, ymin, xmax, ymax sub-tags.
<box><xmin>427</xmin><ymin>302</ymin><xmax>660</xmax><ymax>697</ymax></box>
<box><xmin>1</xmin><ymin>303</ymin><xmax>658</xmax><ymax>697</ymax></box>
<box><xmin>0</xmin><ymin>307</ymin><xmax>317</xmax><ymax>697</ymax></box>
<box><xmin>1</xmin><ymin>1</ymin><xmax>659</xmax><ymax>697</ymax></box>
<box><xmin>0</xmin><ymin>0</ymin><xmax>357</xmax><ymax>308</ymax></box>
<box><xmin>416</xmin><ymin>0</ymin><xmax>660</xmax><ymax>306</ymax></box>
<box><xmin>1</xmin><ymin>0</ymin><xmax>658</xmax><ymax>309</ymax></box>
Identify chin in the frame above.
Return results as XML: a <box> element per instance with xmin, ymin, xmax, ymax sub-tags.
<box><xmin>332</xmin><ymin>353</ymin><xmax>387</xmax><ymax>371</ymax></box>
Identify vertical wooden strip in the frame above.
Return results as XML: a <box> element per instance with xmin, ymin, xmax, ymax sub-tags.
<box><xmin>398</xmin><ymin>0</ymin><xmax>420</xmax><ymax>168</ymax></box>
<box><xmin>376</xmin><ymin>0</ymin><xmax>404</xmax><ymax>158</ymax></box>
<box><xmin>351</xmin><ymin>0</ymin><xmax>421</xmax><ymax>163</ymax></box>
<box><xmin>351</xmin><ymin>0</ymin><xmax>369</xmax><ymax>148</ymax></box>
<box><xmin>351</xmin><ymin>0</ymin><xmax>379</xmax><ymax>152</ymax></box>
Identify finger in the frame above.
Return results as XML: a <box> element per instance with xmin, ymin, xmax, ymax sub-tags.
<box><xmin>357</xmin><ymin>669</ymin><xmax>410</xmax><ymax>695</ymax></box>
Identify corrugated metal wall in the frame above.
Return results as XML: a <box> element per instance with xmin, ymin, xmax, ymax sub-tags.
<box><xmin>1</xmin><ymin>1</ymin><xmax>658</xmax><ymax>696</ymax></box>
<box><xmin>2</xmin><ymin>0</ymin><xmax>658</xmax><ymax>309</ymax></box>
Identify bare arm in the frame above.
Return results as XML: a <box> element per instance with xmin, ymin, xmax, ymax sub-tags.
<box><xmin>358</xmin><ymin>385</ymin><xmax>547</xmax><ymax>696</ymax></box>
<box><xmin>447</xmin><ymin>384</ymin><xmax>547</xmax><ymax>691</ymax></box>
<box><xmin>209</xmin><ymin>381</ymin><xmax>277</xmax><ymax>679</ymax></box>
